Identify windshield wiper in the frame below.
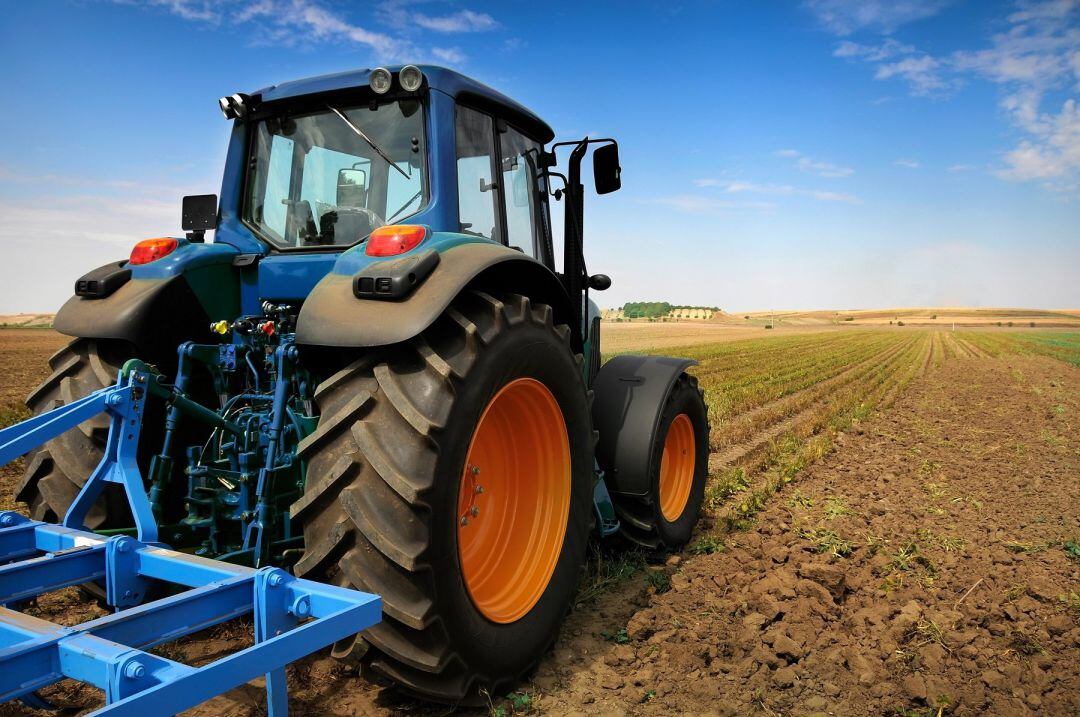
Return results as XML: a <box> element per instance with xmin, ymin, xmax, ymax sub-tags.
<box><xmin>327</xmin><ymin>104</ymin><xmax>410</xmax><ymax>180</ymax></box>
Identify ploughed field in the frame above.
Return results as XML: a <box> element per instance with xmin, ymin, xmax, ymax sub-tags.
<box><xmin>0</xmin><ymin>328</ymin><xmax>1077</xmax><ymax>716</ymax></box>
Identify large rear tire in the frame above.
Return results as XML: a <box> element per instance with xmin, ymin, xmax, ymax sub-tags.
<box><xmin>611</xmin><ymin>373</ymin><xmax>709</xmax><ymax>548</ymax></box>
<box><xmin>293</xmin><ymin>291</ymin><xmax>594</xmax><ymax>701</ymax></box>
<box><xmin>15</xmin><ymin>338</ymin><xmax>133</xmax><ymax>527</ymax></box>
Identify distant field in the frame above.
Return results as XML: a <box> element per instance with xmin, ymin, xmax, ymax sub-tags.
<box><xmin>0</xmin><ymin>313</ymin><xmax>54</xmax><ymax>328</ymax></box>
<box><xmin>737</xmin><ymin>306</ymin><xmax>1080</xmax><ymax>327</ymax></box>
<box><xmin>599</xmin><ymin>320</ymin><xmax>840</xmax><ymax>353</ymax></box>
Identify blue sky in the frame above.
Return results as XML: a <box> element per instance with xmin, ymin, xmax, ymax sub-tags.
<box><xmin>0</xmin><ymin>0</ymin><xmax>1077</xmax><ymax>313</ymax></box>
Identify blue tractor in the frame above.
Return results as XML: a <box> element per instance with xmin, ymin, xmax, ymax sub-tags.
<box><xmin>13</xmin><ymin>65</ymin><xmax>710</xmax><ymax>701</ymax></box>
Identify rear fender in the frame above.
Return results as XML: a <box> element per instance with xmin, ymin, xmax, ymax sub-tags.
<box><xmin>53</xmin><ymin>241</ymin><xmax>241</xmax><ymax>365</ymax></box>
<box><xmin>294</xmin><ymin>238</ymin><xmax>575</xmax><ymax>349</ymax></box>
<box><xmin>592</xmin><ymin>355</ymin><xmax>697</xmax><ymax>497</ymax></box>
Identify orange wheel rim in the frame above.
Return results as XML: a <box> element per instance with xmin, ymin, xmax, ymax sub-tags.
<box><xmin>659</xmin><ymin>413</ymin><xmax>695</xmax><ymax>522</ymax></box>
<box><xmin>457</xmin><ymin>378</ymin><xmax>571</xmax><ymax>624</ymax></box>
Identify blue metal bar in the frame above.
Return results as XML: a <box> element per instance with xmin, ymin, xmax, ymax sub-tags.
<box><xmin>0</xmin><ymin>386</ymin><xmax>120</xmax><ymax>466</ymax></box>
<box><xmin>0</xmin><ymin>521</ymin><xmax>381</xmax><ymax>714</ymax></box>
<box><xmin>63</xmin><ymin>372</ymin><xmax>158</xmax><ymax>543</ymax></box>
<box><xmin>0</xmin><ymin>543</ymin><xmax>106</xmax><ymax>604</ymax></box>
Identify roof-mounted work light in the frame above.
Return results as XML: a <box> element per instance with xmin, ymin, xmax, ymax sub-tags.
<box><xmin>399</xmin><ymin>65</ymin><xmax>424</xmax><ymax>92</ymax></box>
<box><xmin>218</xmin><ymin>93</ymin><xmax>251</xmax><ymax>120</ymax></box>
<box><xmin>369</xmin><ymin>67</ymin><xmax>393</xmax><ymax>94</ymax></box>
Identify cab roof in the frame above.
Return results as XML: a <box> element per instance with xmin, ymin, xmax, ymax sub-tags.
<box><xmin>252</xmin><ymin>65</ymin><xmax>554</xmax><ymax>144</ymax></box>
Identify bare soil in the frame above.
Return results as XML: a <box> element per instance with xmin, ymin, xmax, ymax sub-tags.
<box><xmin>530</xmin><ymin>355</ymin><xmax>1080</xmax><ymax>716</ymax></box>
<box><xmin>0</xmin><ymin>332</ymin><xmax>1077</xmax><ymax>716</ymax></box>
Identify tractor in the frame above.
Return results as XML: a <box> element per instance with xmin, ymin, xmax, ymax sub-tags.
<box><xmin>12</xmin><ymin>65</ymin><xmax>709</xmax><ymax>702</ymax></box>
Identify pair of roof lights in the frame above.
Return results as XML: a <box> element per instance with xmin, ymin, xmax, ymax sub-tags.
<box><xmin>369</xmin><ymin>65</ymin><xmax>424</xmax><ymax>94</ymax></box>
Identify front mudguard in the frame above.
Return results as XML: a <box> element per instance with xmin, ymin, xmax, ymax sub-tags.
<box><xmin>592</xmin><ymin>354</ymin><xmax>697</xmax><ymax>498</ymax></box>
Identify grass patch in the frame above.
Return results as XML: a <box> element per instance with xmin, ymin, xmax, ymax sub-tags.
<box><xmin>692</xmin><ymin>534</ymin><xmax>725</xmax><ymax>555</ymax></box>
<box><xmin>823</xmin><ymin>496</ymin><xmax>851</xmax><ymax>519</ymax></box>
<box><xmin>0</xmin><ymin>405</ymin><xmax>30</xmax><ymax>431</ymax></box>
<box><xmin>575</xmin><ymin>548</ymin><xmax>646</xmax><ymax>606</ymax></box>
<box><xmin>801</xmin><ymin>527</ymin><xmax>854</xmax><ymax>557</ymax></box>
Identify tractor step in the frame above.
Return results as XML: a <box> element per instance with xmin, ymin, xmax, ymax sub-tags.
<box><xmin>0</xmin><ymin>511</ymin><xmax>381</xmax><ymax>715</ymax></box>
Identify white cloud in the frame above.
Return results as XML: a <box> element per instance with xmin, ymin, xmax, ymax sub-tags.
<box><xmin>691</xmin><ymin>178</ymin><xmax>860</xmax><ymax>203</ymax></box>
<box><xmin>953</xmin><ymin>2</ymin><xmax>1080</xmax><ymax>190</ymax></box>
<box><xmin>894</xmin><ymin>159</ymin><xmax>921</xmax><ymax>168</ymax></box>
<box><xmin>834</xmin><ymin>39</ymin><xmax>955</xmax><ymax>96</ymax></box>
<box><xmin>804</xmin><ymin>0</ymin><xmax>951</xmax><ymax>36</ymax></box>
<box><xmin>775</xmin><ymin>148</ymin><xmax>855</xmax><ymax>177</ymax></box>
<box><xmin>948</xmin><ymin>164</ymin><xmax>975</xmax><ymax>172</ymax></box>
<box><xmin>655</xmin><ymin>195</ymin><xmax>775</xmax><ymax>214</ymax></box>
<box><xmin>829</xmin><ymin>0</ymin><xmax>1080</xmax><ymax>193</ymax></box>
<box><xmin>414</xmin><ymin>9</ymin><xmax>498</xmax><ymax>33</ymax></box>
<box><xmin>117</xmin><ymin>0</ymin><xmax>476</xmax><ymax>63</ymax></box>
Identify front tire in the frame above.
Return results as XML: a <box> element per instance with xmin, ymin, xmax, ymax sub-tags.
<box><xmin>611</xmin><ymin>373</ymin><xmax>709</xmax><ymax>548</ymax></box>
<box><xmin>293</xmin><ymin>291</ymin><xmax>593</xmax><ymax>701</ymax></box>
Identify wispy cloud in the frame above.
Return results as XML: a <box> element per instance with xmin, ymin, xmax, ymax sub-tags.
<box><xmin>827</xmin><ymin>0</ymin><xmax>1080</xmax><ymax>193</ymax></box>
<box><xmin>692</xmin><ymin>178</ymin><xmax>860</xmax><ymax>203</ymax></box>
<box><xmin>894</xmin><ymin>159</ymin><xmax>921</xmax><ymax>168</ymax></box>
<box><xmin>776</xmin><ymin>148</ymin><xmax>855</xmax><ymax>177</ymax></box>
<box><xmin>117</xmin><ymin>0</ymin><xmax>479</xmax><ymax>63</ymax></box>
<box><xmin>804</xmin><ymin>0</ymin><xmax>951</xmax><ymax>36</ymax></box>
<box><xmin>952</xmin><ymin>1</ymin><xmax>1080</xmax><ymax>189</ymax></box>
<box><xmin>414</xmin><ymin>9</ymin><xmax>498</xmax><ymax>33</ymax></box>
<box><xmin>947</xmin><ymin>164</ymin><xmax>975</xmax><ymax>172</ymax></box>
<box><xmin>834</xmin><ymin>39</ymin><xmax>955</xmax><ymax>96</ymax></box>
<box><xmin>655</xmin><ymin>195</ymin><xmax>776</xmax><ymax>214</ymax></box>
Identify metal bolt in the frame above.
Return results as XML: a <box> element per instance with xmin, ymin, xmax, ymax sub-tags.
<box><xmin>460</xmin><ymin>516</ymin><xmax>469</xmax><ymax>526</ymax></box>
<box><xmin>124</xmin><ymin>661</ymin><xmax>146</xmax><ymax>680</ymax></box>
<box><xmin>116</xmin><ymin>539</ymin><xmax>131</xmax><ymax>553</ymax></box>
<box><xmin>471</xmin><ymin>466</ymin><xmax>480</xmax><ymax>475</ymax></box>
<box><xmin>474</xmin><ymin>485</ymin><xmax>484</xmax><ymax>495</ymax></box>
<box><xmin>291</xmin><ymin>595</ymin><xmax>312</xmax><ymax>618</ymax></box>
<box><xmin>470</xmin><ymin>506</ymin><xmax>479</xmax><ymax>518</ymax></box>
<box><xmin>107</xmin><ymin>394</ymin><xmax>123</xmax><ymax>406</ymax></box>
<box><xmin>268</xmin><ymin>572</ymin><xmax>286</xmax><ymax>587</ymax></box>
<box><xmin>0</xmin><ymin>514</ymin><xmax>15</xmax><ymax>526</ymax></box>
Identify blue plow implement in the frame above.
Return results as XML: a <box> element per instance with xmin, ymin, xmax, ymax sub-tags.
<box><xmin>0</xmin><ymin>369</ymin><xmax>381</xmax><ymax>715</ymax></box>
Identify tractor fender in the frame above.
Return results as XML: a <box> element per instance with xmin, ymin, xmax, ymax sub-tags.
<box><xmin>53</xmin><ymin>243</ymin><xmax>241</xmax><ymax>365</ymax></box>
<box><xmin>592</xmin><ymin>354</ymin><xmax>698</xmax><ymax>498</ymax></box>
<box><xmin>295</xmin><ymin>241</ymin><xmax>575</xmax><ymax>348</ymax></box>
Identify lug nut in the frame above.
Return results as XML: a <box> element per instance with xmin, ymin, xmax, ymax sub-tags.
<box><xmin>474</xmin><ymin>485</ymin><xmax>484</xmax><ymax>494</ymax></box>
<box><xmin>460</xmin><ymin>516</ymin><xmax>469</xmax><ymax>526</ymax></box>
<box><xmin>124</xmin><ymin>661</ymin><xmax>146</xmax><ymax>680</ymax></box>
<box><xmin>470</xmin><ymin>506</ymin><xmax>479</xmax><ymax>517</ymax></box>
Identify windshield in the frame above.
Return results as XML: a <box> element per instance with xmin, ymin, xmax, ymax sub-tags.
<box><xmin>243</xmin><ymin>99</ymin><xmax>426</xmax><ymax>249</ymax></box>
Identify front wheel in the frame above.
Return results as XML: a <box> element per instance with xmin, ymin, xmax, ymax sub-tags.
<box><xmin>293</xmin><ymin>291</ymin><xmax>594</xmax><ymax>701</ymax></box>
<box><xmin>612</xmin><ymin>373</ymin><xmax>710</xmax><ymax>548</ymax></box>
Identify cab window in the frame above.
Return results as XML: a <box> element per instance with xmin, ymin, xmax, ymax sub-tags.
<box><xmin>454</xmin><ymin>105</ymin><xmax>499</xmax><ymax>241</ymax></box>
<box><xmin>499</xmin><ymin>128</ymin><xmax>546</xmax><ymax>260</ymax></box>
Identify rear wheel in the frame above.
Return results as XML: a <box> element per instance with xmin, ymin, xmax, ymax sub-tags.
<box><xmin>293</xmin><ymin>291</ymin><xmax>593</xmax><ymax>701</ymax></box>
<box><xmin>611</xmin><ymin>373</ymin><xmax>709</xmax><ymax>548</ymax></box>
<box><xmin>15</xmin><ymin>338</ymin><xmax>133</xmax><ymax>527</ymax></box>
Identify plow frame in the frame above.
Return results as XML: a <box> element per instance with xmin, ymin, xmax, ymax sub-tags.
<box><xmin>0</xmin><ymin>513</ymin><xmax>381</xmax><ymax>715</ymax></box>
<box><xmin>0</xmin><ymin>362</ymin><xmax>382</xmax><ymax>715</ymax></box>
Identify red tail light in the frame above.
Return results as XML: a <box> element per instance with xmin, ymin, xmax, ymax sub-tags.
<box><xmin>129</xmin><ymin>238</ymin><xmax>179</xmax><ymax>265</ymax></box>
<box><xmin>365</xmin><ymin>225</ymin><xmax>427</xmax><ymax>257</ymax></box>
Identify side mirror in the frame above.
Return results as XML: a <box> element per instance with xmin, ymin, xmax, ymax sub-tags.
<box><xmin>593</xmin><ymin>143</ymin><xmax>621</xmax><ymax>195</ymax></box>
<box><xmin>182</xmin><ymin>194</ymin><xmax>217</xmax><ymax>242</ymax></box>
<box><xmin>337</xmin><ymin>168</ymin><xmax>368</xmax><ymax>207</ymax></box>
<box><xmin>588</xmin><ymin>274</ymin><xmax>612</xmax><ymax>291</ymax></box>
